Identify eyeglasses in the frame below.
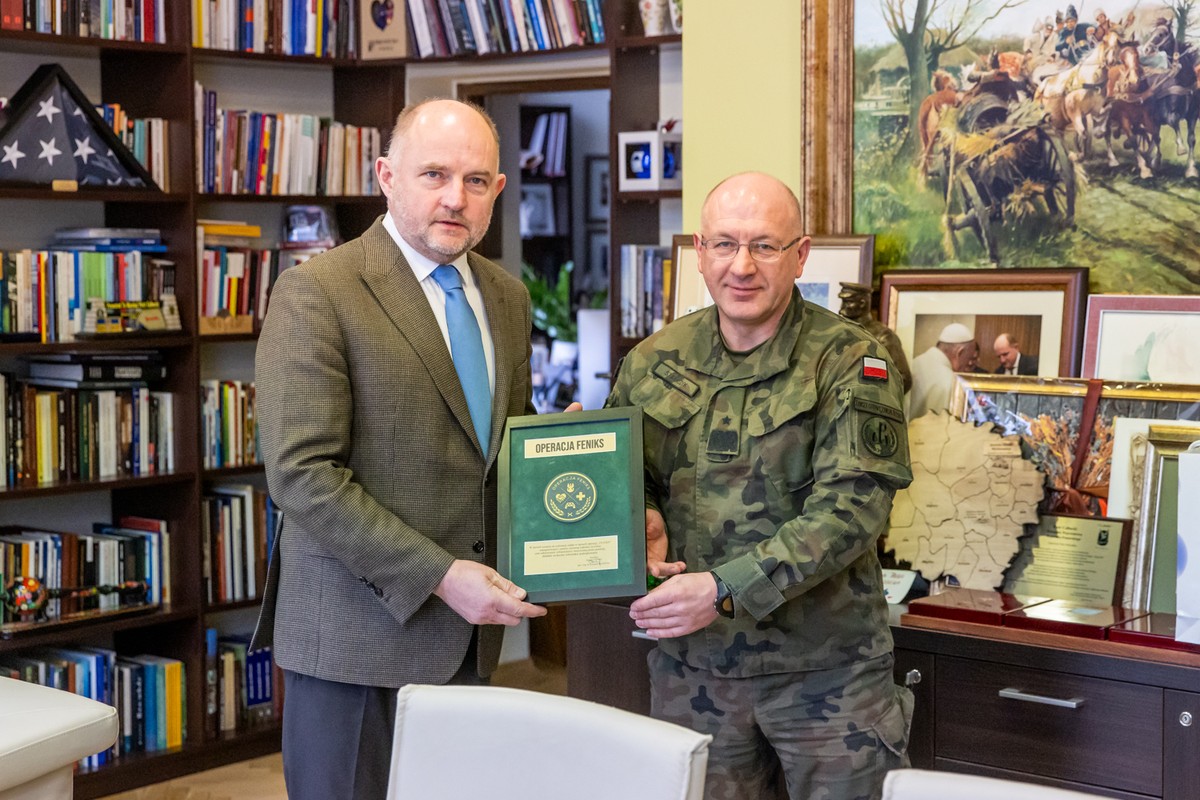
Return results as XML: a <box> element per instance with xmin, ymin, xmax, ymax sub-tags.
<box><xmin>699</xmin><ymin>237</ymin><xmax>802</xmax><ymax>263</ymax></box>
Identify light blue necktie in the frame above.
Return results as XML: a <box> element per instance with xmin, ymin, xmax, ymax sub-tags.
<box><xmin>432</xmin><ymin>264</ymin><xmax>492</xmax><ymax>456</ymax></box>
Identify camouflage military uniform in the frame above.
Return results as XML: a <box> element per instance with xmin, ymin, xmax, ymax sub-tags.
<box><xmin>607</xmin><ymin>291</ymin><xmax>915</xmax><ymax>800</ymax></box>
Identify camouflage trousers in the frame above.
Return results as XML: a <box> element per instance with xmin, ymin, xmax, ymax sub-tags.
<box><xmin>648</xmin><ymin>649</ymin><xmax>913</xmax><ymax>800</ymax></box>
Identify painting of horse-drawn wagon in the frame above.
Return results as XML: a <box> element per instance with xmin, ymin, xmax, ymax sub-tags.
<box><xmin>853</xmin><ymin>1</ymin><xmax>1200</xmax><ymax>294</ymax></box>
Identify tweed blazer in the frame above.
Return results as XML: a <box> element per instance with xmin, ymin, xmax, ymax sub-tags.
<box><xmin>251</xmin><ymin>217</ymin><xmax>536</xmax><ymax>687</ymax></box>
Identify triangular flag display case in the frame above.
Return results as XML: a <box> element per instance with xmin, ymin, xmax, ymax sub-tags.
<box><xmin>0</xmin><ymin>63</ymin><xmax>156</xmax><ymax>189</ymax></box>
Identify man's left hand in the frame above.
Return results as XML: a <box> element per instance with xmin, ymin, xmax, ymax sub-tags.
<box><xmin>628</xmin><ymin>572</ymin><xmax>719</xmax><ymax>639</ymax></box>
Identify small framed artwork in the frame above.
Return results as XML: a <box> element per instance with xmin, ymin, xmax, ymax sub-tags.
<box><xmin>798</xmin><ymin>235</ymin><xmax>874</xmax><ymax>311</ymax></box>
<box><xmin>1081</xmin><ymin>294</ymin><xmax>1200</xmax><ymax>381</ymax></box>
<box><xmin>879</xmin><ymin>267</ymin><xmax>1088</xmax><ymax>377</ymax></box>
<box><xmin>666</xmin><ymin>234</ymin><xmax>710</xmax><ymax>324</ymax></box>
<box><xmin>519</xmin><ymin>183</ymin><xmax>556</xmax><ymax>237</ymax></box>
<box><xmin>585</xmin><ymin>155</ymin><xmax>609</xmax><ymax>223</ymax></box>
<box><xmin>1133</xmin><ymin>424</ymin><xmax>1200</xmax><ymax>613</ymax></box>
<box><xmin>585</xmin><ymin>229</ymin><xmax>609</xmax><ymax>289</ymax></box>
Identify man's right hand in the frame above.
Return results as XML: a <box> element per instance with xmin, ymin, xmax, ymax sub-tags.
<box><xmin>434</xmin><ymin>560</ymin><xmax>547</xmax><ymax>625</ymax></box>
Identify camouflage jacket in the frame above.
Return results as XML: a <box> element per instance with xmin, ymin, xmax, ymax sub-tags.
<box><xmin>607</xmin><ymin>292</ymin><xmax>913</xmax><ymax>676</ymax></box>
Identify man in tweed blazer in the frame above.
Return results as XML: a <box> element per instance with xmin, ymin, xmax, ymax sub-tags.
<box><xmin>252</xmin><ymin>98</ymin><xmax>546</xmax><ymax>799</ymax></box>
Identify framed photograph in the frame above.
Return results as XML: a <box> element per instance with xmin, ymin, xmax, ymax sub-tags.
<box><xmin>519</xmin><ymin>183</ymin><xmax>556</xmax><ymax>237</ymax></box>
<box><xmin>666</xmin><ymin>234</ymin><xmax>710</xmax><ymax>324</ymax></box>
<box><xmin>797</xmin><ymin>235</ymin><xmax>874</xmax><ymax>311</ymax></box>
<box><xmin>585</xmin><ymin>229</ymin><xmax>608</xmax><ymax>290</ymax></box>
<box><xmin>1081</xmin><ymin>295</ymin><xmax>1200</xmax><ymax>381</ymax></box>
<box><xmin>584</xmin><ymin>155</ymin><xmax>609</xmax><ymax>223</ymax></box>
<box><xmin>496</xmin><ymin>407</ymin><xmax>646</xmax><ymax>604</ymax></box>
<box><xmin>879</xmin><ymin>268</ymin><xmax>1088</xmax><ymax>377</ymax></box>
<box><xmin>1003</xmin><ymin>514</ymin><xmax>1132</xmax><ymax>607</ymax></box>
<box><xmin>1133</xmin><ymin>425</ymin><xmax>1200</xmax><ymax>614</ymax></box>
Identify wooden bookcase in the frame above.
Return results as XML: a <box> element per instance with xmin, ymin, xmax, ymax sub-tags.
<box><xmin>0</xmin><ymin>1</ymin><xmax>677</xmax><ymax>794</ymax></box>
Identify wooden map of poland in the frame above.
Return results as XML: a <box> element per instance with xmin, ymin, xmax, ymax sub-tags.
<box><xmin>885</xmin><ymin>414</ymin><xmax>1044</xmax><ymax>590</ymax></box>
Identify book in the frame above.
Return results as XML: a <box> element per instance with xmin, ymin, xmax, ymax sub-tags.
<box><xmin>360</xmin><ymin>0</ymin><xmax>407</xmax><ymax>59</ymax></box>
<box><xmin>54</xmin><ymin>227</ymin><xmax>161</xmax><ymax>241</ymax></box>
<box><xmin>26</xmin><ymin>360</ymin><xmax>167</xmax><ymax>383</ymax></box>
<box><xmin>197</xmin><ymin>219</ymin><xmax>263</xmax><ymax>238</ymax></box>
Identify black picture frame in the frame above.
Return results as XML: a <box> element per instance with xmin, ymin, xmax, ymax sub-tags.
<box><xmin>497</xmin><ymin>407</ymin><xmax>646</xmax><ymax>604</ymax></box>
<box><xmin>585</xmin><ymin>154</ymin><xmax>609</xmax><ymax>223</ymax></box>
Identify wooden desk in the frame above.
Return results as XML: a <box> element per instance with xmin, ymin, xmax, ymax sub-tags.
<box><xmin>567</xmin><ymin>603</ymin><xmax>1200</xmax><ymax>800</ymax></box>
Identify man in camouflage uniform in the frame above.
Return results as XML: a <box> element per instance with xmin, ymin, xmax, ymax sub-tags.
<box><xmin>607</xmin><ymin>172</ymin><xmax>914</xmax><ymax>800</ymax></box>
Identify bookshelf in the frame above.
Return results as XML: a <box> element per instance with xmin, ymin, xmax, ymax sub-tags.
<box><xmin>0</xmin><ymin>0</ymin><xmax>677</xmax><ymax>794</ymax></box>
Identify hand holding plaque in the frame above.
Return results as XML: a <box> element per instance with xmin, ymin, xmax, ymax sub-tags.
<box><xmin>497</xmin><ymin>407</ymin><xmax>647</xmax><ymax>604</ymax></box>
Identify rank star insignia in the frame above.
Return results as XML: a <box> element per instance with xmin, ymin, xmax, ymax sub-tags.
<box><xmin>721</xmin><ymin>416</ymin><xmax>732</xmax><ymax>426</ymax></box>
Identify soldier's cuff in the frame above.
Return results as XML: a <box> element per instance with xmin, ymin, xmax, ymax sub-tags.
<box><xmin>713</xmin><ymin>557</ymin><xmax>785</xmax><ymax>621</ymax></box>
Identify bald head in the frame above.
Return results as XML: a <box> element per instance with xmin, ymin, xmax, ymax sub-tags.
<box><xmin>386</xmin><ymin>98</ymin><xmax>501</xmax><ymax>165</ymax></box>
<box><xmin>701</xmin><ymin>172</ymin><xmax>803</xmax><ymax>233</ymax></box>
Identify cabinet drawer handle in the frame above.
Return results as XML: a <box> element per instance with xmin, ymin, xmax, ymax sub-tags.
<box><xmin>631</xmin><ymin>630</ymin><xmax>656</xmax><ymax>641</ymax></box>
<box><xmin>999</xmin><ymin>687</ymin><xmax>1085</xmax><ymax>709</ymax></box>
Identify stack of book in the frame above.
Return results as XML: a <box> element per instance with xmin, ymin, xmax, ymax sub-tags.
<box><xmin>0</xmin><ymin>647</ymin><xmax>187</xmax><ymax>763</ymax></box>
<box><xmin>0</xmin><ymin>229</ymin><xmax>175</xmax><ymax>344</ymax></box>
<box><xmin>205</xmin><ymin>630</ymin><xmax>280</xmax><ymax>738</ymax></box>
<box><xmin>619</xmin><ymin>244</ymin><xmax>669</xmax><ymax>338</ymax></box>
<box><xmin>1</xmin><ymin>354</ymin><xmax>174</xmax><ymax>487</ymax></box>
<box><xmin>405</xmin><ymin>0</ymin><xmax>604</xmax><ymax>58</ymax></box>
<box><xmin>192</xmin><ymin>0</ymin><xmax>361</xmax><ymax>58</ymax></box>
<box><xmin>0</xmin><ymin>0</ymin><xmax>166</xmax><ymax>42</ymax></box>
<box><xmin>194</xmin><ymin>85</ymin><xmax>382</xmax><ymax>197</ymax></box>
<box><xmin>202</xmin><ymin>482</ymin><xmax>278</xmax><ymax>605</ymax></box>
<box><xmin>0</xmin><ymin>514</ymin><xmax>170</xmax><ymax>626</ymax></box>
<box><xmin>199</xmin><ymin>378</ymin><xmax>258</xmax><ymax>469</ymax></box>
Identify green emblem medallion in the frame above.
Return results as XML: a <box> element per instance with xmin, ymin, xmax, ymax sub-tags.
<box><xmin>544</xmin><ymin>472</ymin><xmax>598</xmax><ymax>523</ymax></box>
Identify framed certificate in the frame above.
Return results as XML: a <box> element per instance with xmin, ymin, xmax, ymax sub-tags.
<box><xmin>497</xmin><ymin>407</ymin><xmax>646</xmax><ymax>604</ymax></box>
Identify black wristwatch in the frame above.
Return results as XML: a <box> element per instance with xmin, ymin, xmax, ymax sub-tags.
<box><xmin>712</xmin><ymin>572</ymin><xmax>735</xmax><ymax>618</ymax></box>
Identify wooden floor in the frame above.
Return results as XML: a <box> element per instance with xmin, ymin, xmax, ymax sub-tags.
<box><xmin>96</xmin><ymin>659</ymin><xmax>566</xmax><ymax>800</ymax></box>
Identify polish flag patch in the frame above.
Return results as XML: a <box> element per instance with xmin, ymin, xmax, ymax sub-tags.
<box><xmin>862</xmin><ymin>356</ymin><xmax>889</xmax><ymax>381</ymax></box>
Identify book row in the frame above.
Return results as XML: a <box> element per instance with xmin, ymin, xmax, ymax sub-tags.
<box><xmin>0</xmin><ymin>0</ymin><xmax>165</xmax><ymax>42</ymax></box>
<box><xmin>618</xmin><ymin>243</ymin><xmax>668</xmax><ymax>339</ymax></box>
<box><xmin>405</xmin><ymin>0</ymin><xmax>604</xmax><ymax>59</ymax></box>
<box><xmin>205</xmin><ymin>631</ymin><xmax>281</xmax><ymax>738</ymax></box>
<box><xmin>95</xmin><ymin>104</ymin><xmax>170</xmax><ymax>191</ymax></box>
<box><xmin>0</xmin><ymin>248</ymin><xmax>175</xmax><ymax>344</ymax></box>
<box><xmin>195</xmin><ymin>85</ymin><xmax>382</xmax><ymax>197</ymax></box>
<box><xmin>200</xmin><ymin>379</ymin><xmax>258</xmax><ymax>470</ymax></box>
<box><xmin>202</xmin><ymin>483</ymin><xmax>278</xmax><ymax>604</ymax></box>
<box><xmin>0</xmin><ymin>514</ymin><xmax>170</xmax><ymax>626</ymax></box>
<box><xmin>193</xmin><ymin>0</ymin><xmax>361</xmax><ymax>58</ymax></box>
<box><xmin>0</xmin><ymin>376</ymin><xmax>176</xmax><ymax>487</ymax></box>
<box><xmin>0</xmin><ymin>648</ymin><xmax>185</xmax><ymax>765</ymax></box>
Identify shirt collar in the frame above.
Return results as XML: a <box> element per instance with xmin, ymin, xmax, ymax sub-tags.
<box><xmin>382</xmin><ymin>211</ymin><xmax>471</xmax><ymax>286</ymax></box>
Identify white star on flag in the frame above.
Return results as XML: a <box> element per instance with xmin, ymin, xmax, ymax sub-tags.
<box><xmin>36</xmin><ymin>97</ymin><xmax>61</xmax><ymax>124</ymax></box>
<box><xmin>73</xmin><ymin>136</ymin><xmax>96</xmax><ymax>163</ymax></box>
<box><xmin>72</xmin><ymin>105</ymin><xmax>84</xmax><ymax>116</ymax></box>
<box><xmin>38</xmin><ymin>137</ymin><xmax>62</xmax><ymax>165</ymax></box>
<box><xmin>1</xmin><ymin>141</ymin><xmax>24</xmax><ymax>169</ymax></box>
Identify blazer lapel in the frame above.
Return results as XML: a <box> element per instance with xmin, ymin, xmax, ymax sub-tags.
<box><xmin>360</xmin><ymin>220</ymin><xmax>481</xmax><ymax>455</ymax></box>
<box><xmin>471</xmin><ymin>252</ymin><xmax>516</xmax><ymax>466</ymax></box>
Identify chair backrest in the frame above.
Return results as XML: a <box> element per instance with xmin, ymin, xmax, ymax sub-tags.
<box><xmin>884</xmin><ymin>769</ymin><xmax>1109</xmax><ymax>800</ymax></box>
<box><xmin>386</xmin><ymin>684</ymin><xmax>711</xmax><ymax>800</ymax></box>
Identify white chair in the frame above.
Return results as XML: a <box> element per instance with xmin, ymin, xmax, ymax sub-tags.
<box><xmin>387</xmin><ymin>684</ymin><xmax>711</xmax><ymax>800</ymax></box>
<box><xmin>0</xmin><ymin>676</ymin><xmax>118</xmax><ymax>800</ymax></box>
<box><xmin>884</xmin><ymin>768</ymin><xmax>1109</xmax><ymax>800</ymax></box>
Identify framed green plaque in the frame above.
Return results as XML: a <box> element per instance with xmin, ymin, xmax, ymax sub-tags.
<box><xmin>497</xmin><ymin>407</ymin><xmax>646</xmax><ymax>604</ymax></box>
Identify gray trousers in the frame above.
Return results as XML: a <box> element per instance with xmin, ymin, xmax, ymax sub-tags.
<box><xmin>281</xmin><ymin>634</ymin><xmax>483</xmax><ymax>800</ymax></box>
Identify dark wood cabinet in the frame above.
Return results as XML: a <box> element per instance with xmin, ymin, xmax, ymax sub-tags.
<box><xmin>567</xmin><ymin>609</ymin><xmax>1200</xmax><ymax>800</ymax></box>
